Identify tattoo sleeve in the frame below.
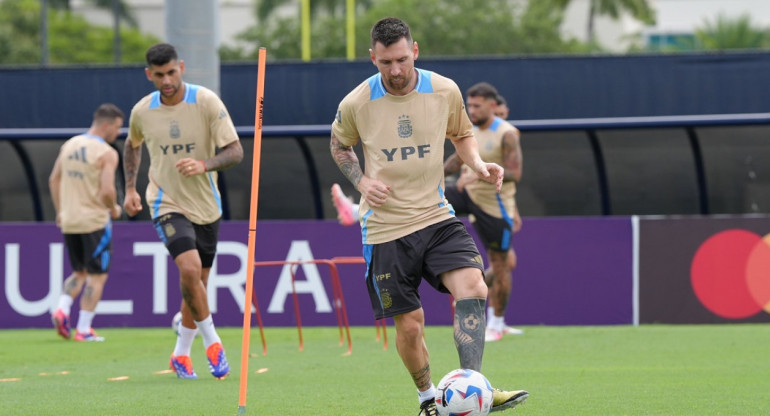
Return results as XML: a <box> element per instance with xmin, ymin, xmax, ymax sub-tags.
<box><xmin>123</xmin><ymin>142</ymin><xmax>142</xmax><ymax>190</ymax></box>
<box><xmin>203</xmin><ymin>140</ymin><xmax>244</xmax><ymax>171</ymax></box>
<box><xmin>410</xmin><ymin>364</ymin><xmax>433</xmax><ymax>391</ymax></box>
<box><xmin>501</xmin><ymin>130</ymin><xmax>522</xmax><ymax>183</ymax></box>
<box><xmin>330</xmin><ymin>132</ymin><xmax>364</xmax><ymax>187</ymax></box>
<box><xmin>453</xmin><ymin>298</ymin><xmax>486</xmax><ymax>372</ymax></box>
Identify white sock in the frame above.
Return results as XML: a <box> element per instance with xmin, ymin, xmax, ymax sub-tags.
<box><xmin>76</xmin><ymin>310</ymin><xmax>95</xmax><ymax>333</ymax></box>
<box><xmin>57</xmin><ymin>295</ymin><xmax>74</xmax><ymax>315</ymax></box>
<box><xmin>195</xmin><ymin>315</ymin><xmax>222</xmax><ymax>349</ymax></box>
<box><xmin>418</xmin><ymin>385</ymin><xmax>436</xmax><ymax>404</ymax></box>
<box><xmin>486</xmin><ymin>306</ymin><xmax>494</xmax><ymax>324</ymax></box>
<box><xmin>490</xmin><ymin>315</ymin><xmax>504</xmax><ymax>332</ymax></box>
<box><xmin>174</xmin><ymin>325</ymin><xmax>198</xmax><ymax>357</ymax></box>
<box><xmin>351</xmin><ymin>204</ymin><xmax>360</xmax><ymax>221</ymax></box>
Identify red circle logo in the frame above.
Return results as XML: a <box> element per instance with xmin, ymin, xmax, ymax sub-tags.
<box><xmin>691</xmin><ymin>229</ymin><xmax>770</xmax><ymax>319</ymax></box>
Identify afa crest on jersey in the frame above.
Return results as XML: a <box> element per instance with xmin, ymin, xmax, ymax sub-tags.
<box><xmin>397</xmin><ymin>114</ymin><xmax>413</xmax><ymax>139</ymax></box>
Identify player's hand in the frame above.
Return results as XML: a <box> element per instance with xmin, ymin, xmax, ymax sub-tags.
<box><xmin>124</xmin><ymin>189</ymin><xmax>143</xmax><ymax>217</ymax></box>
<box><xmin>357</xmin><ymin>176</ymin><xmax>391</xmax><ymax>208</ymax></box>
<box><xmin>473</xmin><ymin>162</ymin><xmax>504</xmax><ymax>193</ymax></box>
<box><xmin>456</xmin><ymin>167</ymin><xmax>478</xmax><ymax>192</ymax></box>
<box><xmin>110</xmin><ymin>203</ymin><xmax>122</xmax><ymax>220</ymax></box>
<box><xmin>55</xmin><ymin>212</ymin><xmax>61</xmax><ymax>228</ymax></box>
<box><xmin>176</xmin><ymin>158</ymin><xmax>205</xmax><ymax>177</ymax></box>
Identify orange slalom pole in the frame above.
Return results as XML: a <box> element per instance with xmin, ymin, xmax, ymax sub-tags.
<box><xmin>238</xmin><ymin>47</ymin><xmax>267</xmax><ymax>415</ymax></box>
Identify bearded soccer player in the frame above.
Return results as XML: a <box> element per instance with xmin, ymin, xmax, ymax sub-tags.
<box><xmin>330</xmin><ymin>17</ymin><xmax>529</xmax><ymax>415</ymax></box>
<box><xmin>124</xmin><ymin>43</ymin><xmax>243</xmax><ymax>380</ymax></box>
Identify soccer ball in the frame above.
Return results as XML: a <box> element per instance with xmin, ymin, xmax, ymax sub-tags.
<box><xmin>171</xmin><ymin>311</ymin><xmax>200</xmax><ymax>337</ymax></box>
<box><xmin>172</xmin><ymin>311</ymin><xmax>183</xmax><ymax>336</ymax></box>
<box><xmin>435</xmin><ymin>369</ymin><xmax>493</xmax><ymax>416</ymax></box>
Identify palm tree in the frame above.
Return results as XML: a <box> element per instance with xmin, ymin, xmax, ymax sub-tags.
<box><xmin>547</xmin><ymin>0</ymin><xmax>655</xmax><ymax>46</ymax></box>
<box><xmin>587</xmin><ymin>0</ymin><xmax>655</xmax><ymax>45</ymax></box>
<box><xmin>695</xmin><ymin>13</ymin><xmax>768</xmax><ymax>50</ymax></box>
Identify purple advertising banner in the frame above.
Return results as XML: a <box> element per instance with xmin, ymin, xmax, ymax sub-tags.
<box><xmin>1</xmin><ymin>218</ymin><xmax>632</xmax><ymax>329</ymax></box>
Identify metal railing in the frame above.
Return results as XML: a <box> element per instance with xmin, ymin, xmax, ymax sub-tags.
<box><xmin>2</xmin><ymin>113</ymin><xmax>769</xmax><ymax>221</ymax></box>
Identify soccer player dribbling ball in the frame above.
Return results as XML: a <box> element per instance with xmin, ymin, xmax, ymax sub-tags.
<box><xmin>123</xmin><ymin>43</ymin><xmax>243</xmax><ymax>380</ymax></box>
<box><xmin>329</xmin><ymin>17</ymin><xmax>529</xmax><ymax>415</ymax></box>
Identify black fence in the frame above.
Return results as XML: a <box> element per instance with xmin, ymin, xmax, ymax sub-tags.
<box><xmin>3</xmin><ymin>113</ymin><xmax>769</xmax><ymax>223</ymax></box>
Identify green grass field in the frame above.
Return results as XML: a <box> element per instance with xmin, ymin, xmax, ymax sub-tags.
<box><xmin>1</xmin><ymin>324</ymin><xmax>768</xmax><ymax>415</ymax></box>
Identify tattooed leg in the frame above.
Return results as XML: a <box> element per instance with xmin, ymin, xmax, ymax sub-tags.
<box><xmin>393</xmin><ymin>309</ymin><xmax>433</xmax><ymax>390</ymax></box>
<box><xmin>454</xmin><ymin>298</ymin><xmax>486</xmax><ymax>371</ymax></box>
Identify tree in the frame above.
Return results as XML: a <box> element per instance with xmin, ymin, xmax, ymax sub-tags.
<box><xmin>695</xmin><ymin>13</ymin><xmax>769</xmax><ymax>51</ymax></box>
<box><xmin>0</xmin><ymin>0</ymin><xmax>159</xmax><ymax>65</ymax></box>
<box><xmin>223</xmin><ymin>0</ymin><xmax>586</xmax><ymax>61</ymax></box>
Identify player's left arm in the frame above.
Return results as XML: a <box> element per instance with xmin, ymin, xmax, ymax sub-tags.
<box><xmin>177</xmin><ymin>140</ymin><xmax>243</xmax><ymax>177</ymax></box>
<box><xmin>501</xmin><ymin>128</ymin><xmax>522</xmax><ymax>183</ymax></box>
<box><xmin>49</xmin><ymin>153</ymin><xmax>63</xmax><ymax>226</ymax></box>
<box><xmin>98</xmin><ymin>148</ymin><xmax>122</xmax><ymax>219</ymax></box>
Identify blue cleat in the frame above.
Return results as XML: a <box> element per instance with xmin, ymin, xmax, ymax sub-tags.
<box><xmin>170</xmin><ymin>355</ymin><xmax>198</xmax><ymax>379</ymax></box>
<box><xmin>206</xmin><ymin>342</ymin><xmax>230</xmax><ymax>379</ymax></box>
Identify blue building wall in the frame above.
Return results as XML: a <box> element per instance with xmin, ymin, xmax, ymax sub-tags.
<box><xmin>2</xmin><ymin>51</ymin><xmax>769</xmax><ymax>129</ymax></box>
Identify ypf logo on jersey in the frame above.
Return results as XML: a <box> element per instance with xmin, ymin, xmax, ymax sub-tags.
<box><xmin>690</xmin><ymin>229</ymin><xmax>770</xmax><ymax>319</ymax></box>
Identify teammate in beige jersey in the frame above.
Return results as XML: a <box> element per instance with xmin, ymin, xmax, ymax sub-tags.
<box><xmin>444</xmin><ymin>83</ymin><xmax>524</xmax><ymax>343</ymax></box>
<box><xmin>123</xmin><ymin>43</ymin><xmax>243</xmax><ymax>380</ymax></box>
<box><xmin>330</xmin><ymin>17</ymin><xmax>528</xmax><ymax>415</ymax></box>
<box><xmin>49</xmin><ymin>103</ymin><xmax>124</xmax><ymax>342</ymax></box>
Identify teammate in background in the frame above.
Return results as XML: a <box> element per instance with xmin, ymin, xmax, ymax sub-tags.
<box><xmin>494</xmin><ymin>94</ymin><xmax>510</xmax><ymax>120</ymax></box>
<box><xmin>123</xmin><ymin>43</ymin><xmax>243</xmax><ymax>380</ymax></box>
<box><xmin>330</xmin><ymin>18</ymin><xmax>528</xmax><ymax>415</ymax></box>
<box><xmin>49</xmin><ymin>103</ymin><xmax>124</xmax><ymax>342</ymax></box>
<box><xmin>444</xmin><ymin>84</ymin><xmax>524</xmax><ymax>342</ymax></box>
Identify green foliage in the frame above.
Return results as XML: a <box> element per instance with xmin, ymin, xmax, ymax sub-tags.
<box><xmin>695</xmin><ymin>13</ymin><xmax>769</xmax><ymax>50</ymax></box>
<box><xmin>0</xmin><ymin>0</ymin><xmax>158</xmax><ymax>65</ymax></box>
<box><xmin>224</xmin><ymin>0</ymin><xmax>585</xmax><ymax>61</ymax></box>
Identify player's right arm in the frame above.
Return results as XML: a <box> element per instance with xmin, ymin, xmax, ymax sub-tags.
<box><xmin>49</xmin><ymin>152</ymin><xmax>63</xmax><ymax>227</ymax></box>
<box><xmin>123</xmin><ymin>114</ymin><xmax>144</xmax><ymax>217</ymax></box>
<box><xmin>330</xmin><ymin>131</ymin><xmax>390</xmax><ymax>208</ymax></box>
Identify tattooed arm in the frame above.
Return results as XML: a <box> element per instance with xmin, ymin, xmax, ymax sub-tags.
<box><xmin>177</xmin><ymin>140</ymin><xmax>244</xmax><ymax>177</ymax></box>
<box><xmin>330</xmin><ymin>132</ymin><xmax>390</xmax><ymax>208</ymax></box>
<box><xmin>123</xmin><ymin>142</ymin><xmax>143</xmax><ymax>217</ymax></box>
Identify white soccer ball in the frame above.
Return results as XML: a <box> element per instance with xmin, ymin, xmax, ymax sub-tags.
<box><xmin>435</xmin><ymin>369</ymin><xmax>493</xmax><ymax>416</ymax></box>
<box><xmin>172</xmin><ymin>311</ymin><xmax>183</xmax><ymax>336</ymax></box>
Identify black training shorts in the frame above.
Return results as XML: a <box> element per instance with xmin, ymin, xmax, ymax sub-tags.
<box><xmin>363</xmin><ymin>217</ymin><xmax>484</xmax><ymax>319</ymax></box>
<box><xmin>152</xmin><ymin>213</ymin><xmax>220</xmax><ymax>268</ymax></box>
<box><xmin>63</xmin><ymin>224</ymin><xmax>112</xmax><ymax>274</ymax></box>
<box><xmin>445</xmin><ymin>186</ymin><xmax>513</xmax><ymax>252</ymax></box>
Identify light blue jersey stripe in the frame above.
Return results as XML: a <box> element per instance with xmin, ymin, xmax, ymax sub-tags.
<box><xmin>207</xmin><ymin>172</ymin><xmax>223</xmax><ymax>215</ymax></box>
<box><xmin>152</xmin><ymin>188</ymin><xmax>164</xmax><ymax>219</ymax></box>
<box><xmin>496</xmin><ymin>194</ymin><xmax>514</xmax><ymax>251</ymax></box>
<box><xmin>360</xmin><ymin>209</ymin><xmax>374</xmax><ymax>244</ymax></box>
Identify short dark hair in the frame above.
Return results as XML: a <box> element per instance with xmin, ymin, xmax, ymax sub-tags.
<box><xmin>371</xmin><ymin>17</ymin><xmax>412</xmax><ymax>48</ymax></box>
<box><xmin>146</xmin><ymin>43</ymin><xmax>178</xmax><ymax>67</ymax></box>
<box><xmin>495</xmin><ymin>94</ymin><xmax>507</xmax><ymax>106</ymax></box>
<box><xmin>466</xmin><ymin>82</ymin><xmax>499</xmax><ymax>101</ymax></box>
<box><xmin>93</xmin><ymin>103</ymin><xmax>124</xmax><ymax>123</ymax></box>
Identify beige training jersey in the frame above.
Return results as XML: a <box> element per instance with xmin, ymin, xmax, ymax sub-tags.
<box><xmin>57</xmin><ymin>134</ymin><xmax>115</xmax><ymax>233</ymax></box>
<box><xmin>463</xmin><ymin>117</ymin><xmax>518</xmax><ymax>219</ymax></box>
<box><xmin>332</xmin><ymin>68</ymin><xmax>474</xmax><ymax>244</ymax></box>
<box><xmin>128</xmin><ymin>83</ymin><xmax>239</xmax><ymax>225</ymax></box>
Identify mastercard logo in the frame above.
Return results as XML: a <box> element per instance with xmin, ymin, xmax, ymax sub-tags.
<box><xmin>691</xmin><ymin>229</ymin><xmax>770</xmax><ymax>319</ymax></box>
